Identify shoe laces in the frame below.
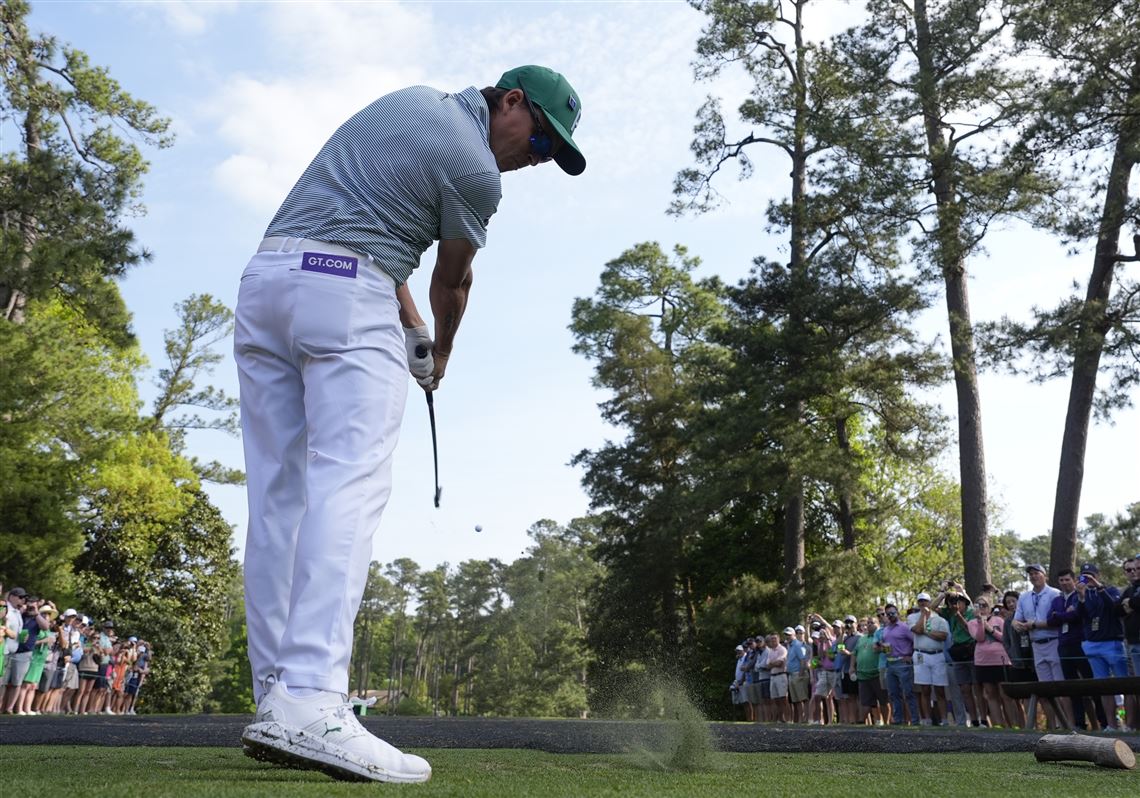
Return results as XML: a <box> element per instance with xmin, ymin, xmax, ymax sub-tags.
<box><xmin>330</xmin><ymin>701</ymin><xmax>368</xmax><ymax>734</ymax></box>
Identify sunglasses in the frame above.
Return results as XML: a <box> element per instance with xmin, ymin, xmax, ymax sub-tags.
<box><xmin>523</xmin><ymin>93</ymin><xmax>555</xmax><ymax>163</ymax></box>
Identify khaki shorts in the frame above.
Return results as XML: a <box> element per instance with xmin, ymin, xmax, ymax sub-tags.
<box><xmin>788</xmin><ymin>670</ymin><xmax>811</xmax><ymax>703</ymax></box>
<box><xmin>63</xmin><ymin>662</ymin><xmax>79</xmax><ymax>690</ymax></box>
<box><xmin>769</xmin><ymin>673</ymin><xmax>789</xmax><ymax>699</ymax></box>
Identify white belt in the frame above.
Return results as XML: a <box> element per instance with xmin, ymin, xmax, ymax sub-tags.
<box><xmin>257</xmin><ymin>237</ymin><xmax>394</xmax><ymax>286</ymax></box>
<box><xmin>258</xmin><ymin>236</ymin><xmax>365</xmax><ymax>260</ymax></box>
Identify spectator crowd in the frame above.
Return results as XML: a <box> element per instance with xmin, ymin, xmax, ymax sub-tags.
<box><xmin>731</xmin><ymin>557</ymin><xmax>1140</xmax><ymax>732</ymax></box>
<box><xmin>1</xmin><ymin>584</ymin><xmax>152</xmax><ymax>715</ymax></box>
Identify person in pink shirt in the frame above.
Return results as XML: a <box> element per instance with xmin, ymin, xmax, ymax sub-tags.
<box><xmin>969</xmin><ymin>596</ymin><xmax>1012</xmax><ymax>727</ymax></box>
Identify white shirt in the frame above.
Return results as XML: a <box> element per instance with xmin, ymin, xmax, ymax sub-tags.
<box><xmin>1014</xmin><ymin>584</ymin><xmax>1061</xmax><ymax>641</ymax></box>
<box><xmin>3</xmin><ymin>605</ymin><xmax>21</xmax><ymax>655</ymax></box>
<box><xmin>908</xmin><ymin>610</ymin><xmax>949</xmax><ymax>652</ymax></box>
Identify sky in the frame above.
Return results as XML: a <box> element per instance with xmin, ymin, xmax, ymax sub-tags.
<box><xmin>14</xmin><ymin>0</ymin><xmax>1139</xmax><ymax>574</ymax></box>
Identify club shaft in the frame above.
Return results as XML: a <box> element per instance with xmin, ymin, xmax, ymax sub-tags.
<box><xmin>427</xmin><ymin>392</ymin><xmax>440</xmax><ymax>507</ymax></box>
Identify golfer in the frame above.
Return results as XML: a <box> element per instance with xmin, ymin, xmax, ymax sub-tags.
<box><xmin>234</xmin><ymin>65</ymin><xmax>585</xmax><ymax>783</ymax></box>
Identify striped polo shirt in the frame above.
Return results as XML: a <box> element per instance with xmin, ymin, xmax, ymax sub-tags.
<box><xmin>265</xmin><ymin>85</ymin><xmax>502</xmax><ymax>285</ymax></box>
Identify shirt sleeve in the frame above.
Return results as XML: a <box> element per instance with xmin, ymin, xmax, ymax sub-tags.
<box><xmin>439</xmin><ymin>171</ymin><xmax>501</xmax><ymax>248</ymax></box>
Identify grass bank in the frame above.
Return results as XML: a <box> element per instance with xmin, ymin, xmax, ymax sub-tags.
<box><xmin>1</xmin><ymin>747</ymin><xmax>1136</xmax><ymax>797</ymax></box>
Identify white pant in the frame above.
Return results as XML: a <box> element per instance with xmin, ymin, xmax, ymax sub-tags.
<box><xmin>234</xmin><ymin>240</ymin><xmax>408</xmax><ymax>699</ymax></box>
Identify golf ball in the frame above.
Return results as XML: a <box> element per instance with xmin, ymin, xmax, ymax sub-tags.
<box><xmin>475</xmin><ymin>524</ymin><xmax>483</xmax><ymax>532</ymax></box>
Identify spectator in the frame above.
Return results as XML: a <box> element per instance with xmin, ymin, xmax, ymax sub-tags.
<box><xmin>786</xmin><ymin>625</ymin><xmax>811</xmax><ymax>723</ymax></box>
<box><xmin>1000</xmin><ymin>589</ymin><xmax>1033</xmax><ymax>729</ymax></box>
<box><xmin>59</xmin><ymin>611</ymin><xmax>83</xmax><ymax>714</ymax></box>
<box><xmin>878</xmin><ymin>602</ymin><xmax>919</xmax><ymax>726</ymax></box>
<box><xmin>126</xmin><ymin>640</ymin><xmax>151</xmax><ymax>715</ymax></box>
<box><xmin>35</xmin><ymin>607</ymin><xmax>64</xmax><ymax>714</ymax></box>
<box><xmin>87</xmin><ymin>620</ymin><xmax>115</xmax><ymax>714</ymax></box>
<box><xmin>751</xmin><ymin>634</ymin><xmax>773</xmax><ymax>722</ymax></box>
<box><xmin>853</xmin><ymin>614</ymin><xmax>887</xmax><ymax>725</ymax></box>
<box><xmin>936</xmin><ymin>586</ymin><xmax>982</xmax><ymax>726</ymax></box>
<box><xmin>1049</xmin><ymin>568</ymin><xmax>1107</xmax><ymax>730</ymax></box>
<box><xmin>75</xmin><ymin>620</ymin><xmax>100</xmax><ymax>713</ymax></box>
<box><xmin>1014</xmin><ymin>563</ymin><xmax>1063</xmax><ymax>728</ymax></box>
<box><xmin>806</xmin><ymin>615</ymin><xmax>839</xmax><ymax>725</ymax></box>
<box><xmin>0</xmin><ymin>590</ymin><xmax>20</xmax><ymax>693</ymax></box>
<box><xmin>1075</xmin><ymin>563</ymin><xmax>1131</xmax><ymax>732</ymax></box>
<box><xmin>968</xmin><ymin>595</ymin><xmax>1012</xmax><ymax>727</ymax></box>
<box><xmin>909</xmin><ymin>591</ymin><xmax>950</xmax><ymax>725</ymax></box>
<box><xmin>731</xmin><ymin>643</ymin><xmax>748</xmax><ymax>718</ymax></box>
<box><xmin>872</xmin><ymin>607</ymin><xmax>892</xmax><ymax>724</ymax></box>
<box><xmin>18</xmin><ymin>600</ymin><xmax>56</xmax><ymax>715</ymax></box>
<box><xmin>765</xmin><ymin>633</ymin><xmax>789</xmax><ymax>723</ymax></box>
<box><xmin>1119</xmin><ymin>555</ymin><xmax>1139</xmax><ymax>730</ymax></box>
<box><xmin>3</xmin><ymin>590</ymin><xmax>48</xmax><ymax>714</ymax></box>
<box><xmin>740</xmin><ymin>637</ymin><xmax>762</xmax><ymax>722</ymax></box>
<box><xmin>839</xmin><ymin>615</ymin><xmax>860</xmax><ymax>723</ymax></box>
<box><xmin>110</xmin><ymin>638</ymin><xmax>134</xmax><ymax>714</ymax></box>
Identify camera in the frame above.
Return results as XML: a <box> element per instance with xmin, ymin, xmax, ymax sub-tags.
<box><xmin>1079</xmin><ymin>575</ymin><xmax>1089</xmax><ymax>584</ymax></box>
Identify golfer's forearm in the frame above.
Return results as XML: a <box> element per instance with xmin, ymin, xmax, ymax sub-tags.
<box><xmin>429</xmin><ymin>239</ymin><xmax>475</xmax><ymax>356</ymax></box>
<box><xmin>396</xmin><ymin>283</ymin><xmax>426</xmax><ymax>329</ymax></box>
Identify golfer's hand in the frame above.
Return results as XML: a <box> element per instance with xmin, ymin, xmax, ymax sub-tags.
<box><xmin>422</xmin><ymin>349</ymin><xmax>449</xmax><ymax>392</ymax></box>
<box><xmin>403</xmin><ymin>325</ymin><xmax>435</xmax><ymax>388</ymax></box>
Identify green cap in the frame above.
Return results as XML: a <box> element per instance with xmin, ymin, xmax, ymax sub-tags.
<box><xmin>496</xmin><ymin>65</ymin><xmax>585</xmax><ymax>176</ymax></box>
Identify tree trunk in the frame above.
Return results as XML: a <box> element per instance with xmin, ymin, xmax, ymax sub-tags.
<box><xmin>0</xmin><ymin>12</ymin><xmax>42</xmax><ymax>325</ymax></box>
<box><xmin>783</xmin><ymin>484</ymin><xmax>806</xmax><ymax>599</ymax></box>
<box><xmin>782</xmin><ymin>1</ymin><xmax>809</xmax><ymax>604</ymax></box>
<box><xmin>836</xmin><ymin>415</ymin><xmax>856</xmax><ymax>549</ymax></box>
<box><xmin>914</xmin><ymin>0</ymin><xmax>990</xmax><ymax>595</ymax></box>
<box><xmin>1049</xmin><ymin>54</ymin><xmax>1140</xmax><ymax>575</ymax></box>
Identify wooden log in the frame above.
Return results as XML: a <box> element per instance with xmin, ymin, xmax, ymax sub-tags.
<box><xmin>1034</xmin><ymin>733</ymin><xmax>1136</xmax><ymax>769</ymax></box>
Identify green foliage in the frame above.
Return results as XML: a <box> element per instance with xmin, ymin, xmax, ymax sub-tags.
<box><xmin>346</xmin><ymin>519</ymin><xmax>601</xmax><ymax>718</ymax></box>
<box><xmin>149</xmin><ymin>294</ymin><xmax>243</xmax><ymax>484</ymax></box>
<box><xmin>571</xmin><ymin>243</ymin><xmax>726</xmax><ymax>673</ymax></box>
<box><xmin>1077</xmin><ymin>503</ymin><xmax>1140</xmax><ymax>587</ymax></box>
<box><xmin>76</xmin><ymin>486</ymin><xmax>240</xmax><ymax>713</ymax></box>
<box><xmin>0</xmin><ymin>3</ymin><xmax>244</xmax><ymax>717</ymax></box>
<box><xmin>204</xmin><ymin>571</ymin><xmax>255</xmax><ymax>714</ymax></box>
<box><xmin>0</xmin><ymin>0</ymin><xmax>172</xmax><ymax>333</ymax></box>
<box><xmin>979</xmin><ymin>0</ymin><xmax>1140</xmax><ymax>420</ymax></box>
<box><xmin>0</xmin><ymin>299</ymin><xmax>141</xmax><ymax>594</ymax></box>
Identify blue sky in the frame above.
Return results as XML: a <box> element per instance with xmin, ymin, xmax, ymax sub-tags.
<box><xmin>18</xmin><ymin>0</ymin><xmax>1138</xmax><ymax>573</ymax></box>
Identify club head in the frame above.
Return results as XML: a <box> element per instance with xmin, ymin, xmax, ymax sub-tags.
<box><xmin>434</xmin><ymin>486</ymin><xmax>441</xmax><ymax>508</ymax></box>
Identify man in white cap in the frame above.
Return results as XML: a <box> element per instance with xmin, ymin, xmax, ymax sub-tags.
<box><xmin>908</xmin><ymin>592</ymin><xmax>950</xmax><ymax>725</ymax></box>
<box><xmin>235</xmin><ymin>65</ymin><xmax>585</xmax><ymax>782</ymax></box>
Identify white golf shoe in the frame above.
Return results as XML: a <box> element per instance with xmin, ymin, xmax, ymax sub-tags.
<box><xmin>242</xmin><ymin>681</ymin><xmax>431</xmax><ymax>783</ymax></box>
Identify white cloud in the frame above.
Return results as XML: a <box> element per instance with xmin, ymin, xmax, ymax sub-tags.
<box><xmin>197</xmin><ymin>3</ymin><xmax>439</xmax><ymax>213</ymax></box>
<box><xmin>140</xmin><ymin>0</ymin><xmax>238</xmax><ymax>36</ymax></box>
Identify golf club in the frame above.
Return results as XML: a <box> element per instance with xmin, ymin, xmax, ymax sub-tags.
<box><xmin>416</xmin><ymin>344</ymin><xmax>442</xmax><ymax>508</ymax></box>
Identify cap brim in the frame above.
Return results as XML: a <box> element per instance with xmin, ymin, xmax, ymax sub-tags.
<box><xmin>538</xmin><ymin>108</ymin><xmax>585</xmax><ymax>176</ymax></box>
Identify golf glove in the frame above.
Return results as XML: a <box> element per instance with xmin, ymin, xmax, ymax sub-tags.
<box><xmin>403</xmin><ymin>325</ymin><xmax>435</xmax><ymax>387</ymax></box>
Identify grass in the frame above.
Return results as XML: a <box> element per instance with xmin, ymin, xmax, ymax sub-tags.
<box><xmin>2</xmin><ymin>747</ymin><xmax>1138</xmax><ymax>797</ymax></box>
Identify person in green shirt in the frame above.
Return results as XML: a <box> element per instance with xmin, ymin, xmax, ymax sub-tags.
<box><xmin>934</xmin><ymin>584</ymin><xmax>982</xmax><ymax>726</ymax></box>
<box><xmin>853</xmin><ymin>615</ymin><xmax>887</xmax><ymax>725</ymax></box>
